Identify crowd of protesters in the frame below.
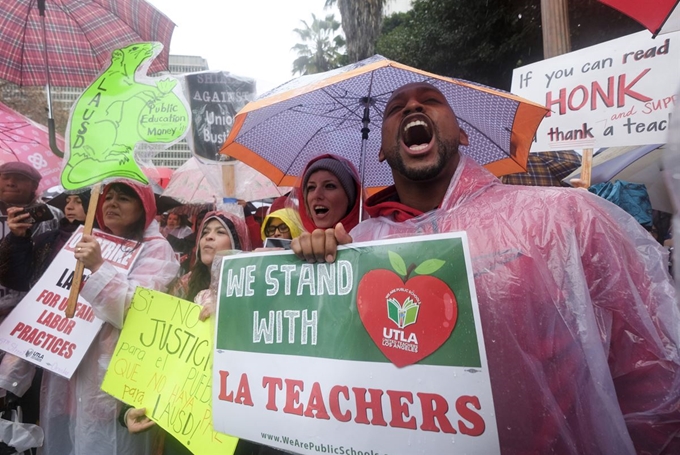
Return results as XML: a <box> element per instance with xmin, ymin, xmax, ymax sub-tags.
<box><xmin>0</xmin><ymin>81</ymin><xmax>676</xmax><ymax>455</ymax></box>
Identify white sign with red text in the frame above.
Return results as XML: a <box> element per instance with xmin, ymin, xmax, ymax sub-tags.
<box><xmin>0</xmin><ymin>226</ymin><xmax>143</xmax><ymax>378</ymax></box>
<box><xmin>511</xmin><ymin>30</ymin><xmax>680</xmax><ymax>151</ymax></box>
<box><xmin>213</xmin><ymin>234</ymin><xmax>499</xmax><ymax>455</ymax></box>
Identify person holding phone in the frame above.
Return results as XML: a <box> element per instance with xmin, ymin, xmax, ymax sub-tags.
<box><xmin>0</xmin><ymin>163</ymin><xmax>62</xmax><ymax>314</ymax></box>
<box><xmin>0</xmin><ymin>189</ymin><xmax>88</xmax><ymax>450</ymax></box>
<box><xmin>260</xmin><ymin>208</ymin><xmax>303</xmax><ymax>249</ymax></box>
<box><xmin>0</xmin><ymin>162</ymin><xmax>61</xmax><ymax>236</ymax></box>
<box><xmin>0</xmin><ymin>163</ymin><xmax>63</xmax><ymax>444</ymax></box>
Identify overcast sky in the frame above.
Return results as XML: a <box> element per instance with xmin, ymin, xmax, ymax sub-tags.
<box><xmin>146</xmin><ymin>0</ymin><xmax>342</xmax><ymax>95</ymax></box>
<box><xmin>146</xmin><ymin>1</ymin><xmax>412</xmax><ymax>95</ymax></box>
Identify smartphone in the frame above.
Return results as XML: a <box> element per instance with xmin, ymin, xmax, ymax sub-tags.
<box><xmin>263</xmin><ymin>238</ymin><xmax>292</xmax><ymax>250</ymax></box>
<box><xmin>21</xmin><ymin>203</ymin><xmax>54</xmax><ymax>224</ymax></box>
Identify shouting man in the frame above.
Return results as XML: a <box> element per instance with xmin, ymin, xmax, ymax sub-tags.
<box><xmin>293</xmin><ymin>82</ymin><xmax>680</xmax><ymax>454</ymax></box>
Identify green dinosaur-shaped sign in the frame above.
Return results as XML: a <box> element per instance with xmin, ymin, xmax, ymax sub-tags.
<box><xmin>62</xmin><ymin>42</ymin><xmax>190</xmax><ymax>190</ymax></box>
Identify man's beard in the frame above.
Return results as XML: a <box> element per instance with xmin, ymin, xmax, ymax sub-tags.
<box><xmin>384</xmin><ymin>132</ymin><xmax>459</xmax><ymax>182</ymax></box>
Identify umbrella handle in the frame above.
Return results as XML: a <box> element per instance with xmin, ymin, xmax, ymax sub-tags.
<box><xmin>65</xmin><ymin>183</ymin><xmax>102</xmax><ymax>318</ymax></box>
<box><xmin>47</xmin><ymin>119</ymin><xmax>64</xmax><ymax>158</ymax></box>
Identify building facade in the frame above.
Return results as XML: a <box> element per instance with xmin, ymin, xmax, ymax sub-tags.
<box><xmin>152</xmin><ymin>55</ymin><xmax>210</xmax><ymax>169</ymax></box>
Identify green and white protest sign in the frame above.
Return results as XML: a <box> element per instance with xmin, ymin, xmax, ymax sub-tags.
<box><xmin>212</xmin><ymin>233</ymin><xmax>500</xmax><ymax>455</ymax></box>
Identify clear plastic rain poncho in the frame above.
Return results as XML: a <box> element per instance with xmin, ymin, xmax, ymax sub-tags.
<box><xmin>0</xmin><ymin>180</ymin><xmax>180</xmax><ymax>455</ymax></box>
<box><xmin>351</xmin><ymin>156</ymin><xmax>680</xmax><ymax>455</ymax></box>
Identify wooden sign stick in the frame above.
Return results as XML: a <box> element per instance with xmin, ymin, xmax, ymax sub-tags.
<box><xmin>65</xmin><ymin>182</ymin><xmax>103</xmax><ymax>318</ymax></box>
<box><xmin>581</xmin><ymin>148</ymin><xmax>594</xmax><ymax>188</ymax></box>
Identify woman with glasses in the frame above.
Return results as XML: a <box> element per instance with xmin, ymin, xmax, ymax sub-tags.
<box><xmin>260</xmin><ymin>208</ymin><xmax>303</xmax><ymax>242</ymax></box>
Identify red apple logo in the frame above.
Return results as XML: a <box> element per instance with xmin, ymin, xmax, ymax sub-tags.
<box><xmin>357</xmin><ymin>251</ymin><xmax>458</xmax><ymax>368</ymax></box>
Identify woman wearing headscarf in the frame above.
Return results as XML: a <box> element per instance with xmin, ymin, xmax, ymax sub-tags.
<box><xmin>35</xmin><ymin>179</ymin><xmax>180</xmax><ymax>455</ymax></box>
<box><xmin>172</xmin><ymin>210</ymin><xmax>251</xmax><ymax>303</ymax></box>
<box><xmin>124</xmin><ymin>210</ymin><xmax>263</xmax><ymax>455</ymax></box>
<box><xmin>295</xmin><ymin>154</ymin><xmax>363</xmax><ymax>233</ymax></box>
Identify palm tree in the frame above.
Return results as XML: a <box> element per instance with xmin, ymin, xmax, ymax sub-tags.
<box><xmin>292</xmin><ymin>14</ymin><xmax>348</xmax><ymax>76</ymax></box>
<box><xmin>325</xmin><ymin>0</ymin><xmax>388</xmax><ymax>62</ymax></box>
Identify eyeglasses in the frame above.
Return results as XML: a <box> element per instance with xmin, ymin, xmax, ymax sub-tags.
<box><xmin>265</xmin><ymin>223</ymin><xmax>290</xmax><ymax>236</ymax></box>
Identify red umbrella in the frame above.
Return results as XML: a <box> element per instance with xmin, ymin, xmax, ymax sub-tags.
<box><xmin>0</xmin><ymin>0</ymin><xmax>175</xmax><ymax>155</ymax></box>
<box><xmin>147</xmin><ymin>166</ymin><xmax>174</xmax><ymax>189</ymax></box>
<box><xmin>0</xmin><ymin>0</ymin><xmax>174</xmax><ymax>87</ymax></box>
<box><xmin>0</xmin><ymin>100</ymin><xmax>63</xmax><ymax>194</ymax></box>
<box><xmin>598</xmin><ymin>0</ymin><xmax>680</xmax><ymax>36</ymax></box>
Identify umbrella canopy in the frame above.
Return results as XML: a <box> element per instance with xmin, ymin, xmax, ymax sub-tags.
<box><xmin>598</xmin><ymin>0</ymin><xmax>680</xmax><ymax>36</ymax></box>
<box><xmin>162</xmin><ymin>157</ymin><xmax>290</xmax><ymax>204</ymax></box>
<box><xmin>502</xmin><ymin>150</ymin><xmax>582</xmax><ymax>187</ymax></box>
<box><xmin>565</xmin><ymin>145</ymin><xmax>672</xmax><ymax>213</ymax></box>
<box><xmin>148</xmin><ymin>179</ymin><xmax>182</xmax><ymax>214</ymax></box>
<box><xmin>220</xmin><ymin>55</ymin><xmax>547</xmax><ymax>194</ymax></box>
<box><xmin>0</xmin><ymin>100</ymin><xmax>63</xmax><ymax>193</ymax></box>
<box><xmin>147</xmin><ymin>166</ymin><xmax>174</xmax><ymax>190</ymax></box>
<box><xmin>0</xmin><ymin>0</ymin><xmax>175</xmax><ymax>88</ymax></box>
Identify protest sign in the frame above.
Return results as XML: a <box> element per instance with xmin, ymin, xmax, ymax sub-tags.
<box><xmin>62</xmin><ymin>42</ymin><xmax>190</xmax><ymax>190</ymax></box>
<box><xmin>511</xmin><ymin>30</ymin><xmax>680</xmax><ymax>151</ymax></box>
<box><xmin>0</xmin><ymin>226</ymin><xmax>142</xmax><ymax>378</ymax></box>
<box><xmin>184</xmin><ymin>71</ymin><xmax>256</xmax><ymax>162</ymax></box>
<box><xmin>213</xmin><ymin>233</ymin><xmax>499</xmax><ymax>455</ymax></box>
<box><xmin>102</xmin><ymin>288</ymin><xmax>239</xmax><ymax>455</ymax></box>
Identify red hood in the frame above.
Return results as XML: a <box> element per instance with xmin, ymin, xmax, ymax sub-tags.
<box><xmin>194</xmin><ymin>210</ymin><xmax>252</xmax><ymax>260</ymax></box>
<box><xmin>96</xmin><ymin>179</ymin><xmax>157</xmax><ymax>233</ymax></box>
<box><xmin>364</xmin><ymin>185</ymin><xmax>425</xmax><ymax>222</ymax></box>
<box><xmin>295</xmin><ymin>154</ymin><xmax>363</xmax><ymax>232</ymax></box>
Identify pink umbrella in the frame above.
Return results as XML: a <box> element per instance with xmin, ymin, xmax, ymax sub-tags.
<box><xmin>162</xmin><ymin>157</ymin><xmax>290</xmax><ymax>204</ymax></box>
<box><xmin>232</xmin><ymin>161</ymin><xmax>292</xmax><ymax>202</ymax></box>
<box><xmin>0</xmin><ymin>101</ymin><xmax>63</xmax><ymax>193</ymax></box>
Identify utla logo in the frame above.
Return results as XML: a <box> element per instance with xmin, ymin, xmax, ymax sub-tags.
<box><xmin>25</xmin><ymin>349</ymin><xmax>44</xmax><ymax>362</ymax></box>
<box><xmin>387</xmin><ymin>293</ymin><xmax>419</xmax><ymax>329</ymax></box>
<box><xmin>357</xmin><ymin>250</ymin><xmax>458</xmax><ymax>367</ymax></box>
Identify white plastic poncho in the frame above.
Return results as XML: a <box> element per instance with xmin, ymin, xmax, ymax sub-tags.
<box><xmin>351</xmin><ymin>156</ymin><xmax>680</xmax><ymax>455</ymax></box>
<box><xmin>38</xmin><ymin>219</ymin><xmax>179</xmax><ymax>455</ymax></box>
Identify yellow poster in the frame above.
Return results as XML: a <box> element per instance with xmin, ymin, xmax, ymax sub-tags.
<box><xmin>102</xmin><ymin>288</ymin><xmax>238</xmax><ymax>454</ymax></box>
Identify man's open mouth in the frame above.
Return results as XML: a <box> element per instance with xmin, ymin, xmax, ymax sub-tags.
<box><xmin>402</xmin><ymin>118</ymin><xmax>433</xmax><ymax>151</ymax></box>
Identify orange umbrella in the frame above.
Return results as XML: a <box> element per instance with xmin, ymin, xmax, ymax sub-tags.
<box><xmin>221</xmin><ymin>55</ymin><xmax>547</xmax><ymax>194</ymax></box>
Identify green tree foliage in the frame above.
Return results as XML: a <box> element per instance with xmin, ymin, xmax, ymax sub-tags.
<box><xmin>325</xmin><ymin>0</ymin><xmax>387</xmax><ymax>62</ymax></box>
<box><xmin>376</xmin><ymin>0</ymin><xmax>644</xmax><ymax>90</ymax></box>
<box><xmin>292</xmin><ymin>13</ymin><xmax>348</xmax><ymax>75</ymax></box>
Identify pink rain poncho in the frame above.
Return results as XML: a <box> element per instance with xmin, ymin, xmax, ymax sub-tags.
<box><xmin>351</xmin><ymin>156</ymin><xmax>679</xmax><ymax>455</ymax></box>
